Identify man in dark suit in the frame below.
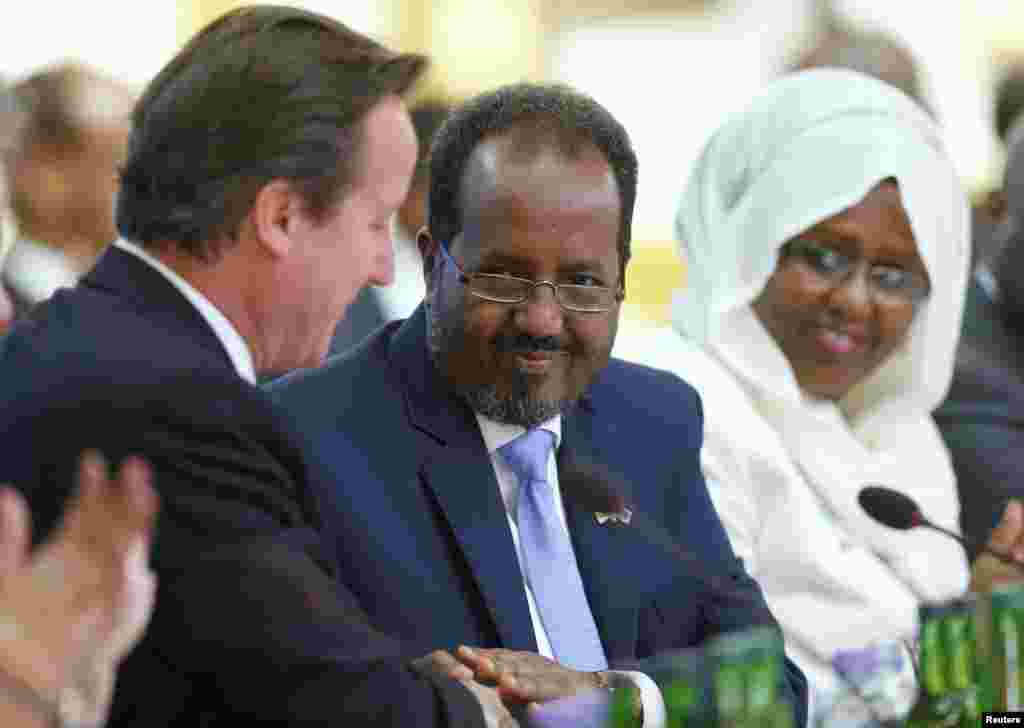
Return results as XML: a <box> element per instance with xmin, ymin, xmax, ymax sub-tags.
<box><xmin>271</xmin><ymin>84</ymin><xmax>807</xmax><ymax>727</ymax></box>
<box><xmin>0</xmin><ymin>7</ymin><xmax>507</xmax><ymax>726</ymax></box>
<box><xmin>936</xmin><ymin>115</ymin><xmax>1024</xmax><ymax>560</ymax></box>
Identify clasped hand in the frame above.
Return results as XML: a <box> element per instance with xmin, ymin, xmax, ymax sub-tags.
<box><xmin>414</xmin><ymin>646</ymin><xmax>606</xmax><ymax>728</ymax></box>
<box><xmin>970</xmin><ymin>499</ymin><xmax>1024</xmax><ymax>594</ymax></box>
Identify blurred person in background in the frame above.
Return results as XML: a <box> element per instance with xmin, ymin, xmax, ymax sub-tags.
<box><xmin>2</xmin><ymin>63</ymin><xmax>134</xmax><ymax>317</ymax></box>
<box><xmin>0</xmin><ymin>6</ymin><xmax>509</xmax><ymax>727</ymax></box>
<box><xmin>995</xmin><ymin>63</ymin><xmax>1024</xmax><ymax>153</ymax></box>
<box><xmin>970</xmin><ymin>61</ymin><xmax>1024</xmax><ymax>269</ymax></box>
<box><xmin>936</xmin><ymin>114</ymin><xmax>1024</xmax><ymax>559</ymax></box>
<box><xmin>0</xmin><ymin>76</ymin><xmax>21</xmax><ymax>335</ymax></box>
<box><xmin>615</xmin><ymin>69</ymin><xmax>1024</xmax><ymax>721</ymax></box>
<box><xmin>329</xmin><ymin>101</ymin><xmax>449</xmax><ymax>355</ymax></box>
<box><xmin>789</xmin><ymin>9</ymin><xmax>926</xmax><ymax>107</ymax></box>
<box><xmin>0</xmin><ymin>69</ymin><xmax>157</xmax><ymax>728</ymax></box>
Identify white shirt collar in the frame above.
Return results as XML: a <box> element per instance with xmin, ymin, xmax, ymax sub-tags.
<box><xmin>474</xmin><ymin>411</ymin><xmax>562</xmax><ymax>455</ymax></box>
<box><xmin>114</xmin><ymin>239</ymin><xmax>257</xmax><ymax>384</ymax></box>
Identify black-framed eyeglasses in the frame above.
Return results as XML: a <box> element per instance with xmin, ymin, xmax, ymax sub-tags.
<box><xmin>437</xmin><ymin>242</ymin><xmax>623</xmax><ymax>314</ymax></box>
<box><xmin>779</xmin><ymin>239</ymin><xmax>931</xmax><ymax>305</ymax></box>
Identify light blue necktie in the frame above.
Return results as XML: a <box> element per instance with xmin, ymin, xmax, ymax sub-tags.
<box><xmin>499</xmin><ymin>429</ymin><xmax>608</xmax><ymax>671</ymax></box>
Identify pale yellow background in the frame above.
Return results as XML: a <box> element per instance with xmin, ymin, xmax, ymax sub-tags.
<box><xmin>5</xmin><ymin>0</ymin><xmax>1024</xmax><ymax>324</ymax></box>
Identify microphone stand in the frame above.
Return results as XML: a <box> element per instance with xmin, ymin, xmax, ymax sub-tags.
<box><xmin>915</xmin><ymin>514</ymin><xmax>1024</xmax><ymax>569</ymax></box>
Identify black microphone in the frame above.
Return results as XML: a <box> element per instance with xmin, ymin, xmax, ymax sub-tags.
<box><xmin>858</xmin><ymin>485</ymin><xmax>1023</xmax><ymax>569</ymax></box>
<box><xmin>559</xmin><ymin>457</ymin><xmax>922</xmax><ymax>727</ymax></box>
<box><xmin>557</xmin><ymin>454</ymin><xmax>773</xmax><ymax>624</ymax></box>
<box><xmin>558</xmin><ymin>454</ymin><xmax>818</xmax><ymax>727</ymax></box>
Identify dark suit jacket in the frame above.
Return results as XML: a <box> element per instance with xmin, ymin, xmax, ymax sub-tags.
<box><xmin>269</xmin><ymin>307</ymin><xmax>808</xmax><ymax>726</ymax></box>
<box><xmin>935</xmin><ymin>277</ymin><xmax>1024</xmax><ymax>559</ymax></box>
<box><xmin>0</xmin><ymin>247</ymin><xmax>484</xmax><ymax>727</ymax></box>
<box><xmin>329</xmin><ymin>285</ymin><xmax>387</xmax><ymax>356</ymax></box>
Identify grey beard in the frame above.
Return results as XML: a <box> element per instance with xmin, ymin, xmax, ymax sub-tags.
<box><xmin>427</xmin><ymin>300</ymin><xmax>575</xmax><ymax>427</ymax></box>
<box><xmin>455</xmin><ymin>377</ymin><xmax>571</xmax><ymax>428</ymax></box>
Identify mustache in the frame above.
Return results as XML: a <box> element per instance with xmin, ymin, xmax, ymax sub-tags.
<box><xmin>494</xmin><ymin>333</ymin><xmax>565</xmax><ymax>354</ymax></box>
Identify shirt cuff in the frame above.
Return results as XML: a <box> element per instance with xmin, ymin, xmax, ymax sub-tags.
<box><xmin>606</xmin><ymin>670</ymin><xmax>666</xmax><ymax>728</ymax></box>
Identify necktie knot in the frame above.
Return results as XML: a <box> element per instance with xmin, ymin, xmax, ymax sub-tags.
<box><xmin>499</xmin><ymin>429</ymin><xmax>555</xmax><ymax>486</ymax></box>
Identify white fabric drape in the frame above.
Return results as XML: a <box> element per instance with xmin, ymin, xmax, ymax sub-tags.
<box><xmin>615</xmin><ymin>68</ymin><xmax>971</xmax><ymax>712</ymax></box>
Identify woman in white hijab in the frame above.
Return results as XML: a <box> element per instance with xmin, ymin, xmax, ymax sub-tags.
<box><xmin>616</xmin><ymin>68</ymin><xmax>1024</xmax><ymax>717</ymax></box>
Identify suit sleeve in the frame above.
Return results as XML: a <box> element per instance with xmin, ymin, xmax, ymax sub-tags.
<box><xmin>8</xmin><ymin>373</ymin><xmax>484</xmax><ymax>728</ymax></box>
<box><xmin>935</xmin><ymin>370</ymin><xmax>1024</xmax><ymax>560</ymax></box>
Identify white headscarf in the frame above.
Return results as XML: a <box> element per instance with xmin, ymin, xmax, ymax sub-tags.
<box><xmin>672</xmin><ymin>68</ymin><xmax>970</xmax><ymax>600</ymax></box>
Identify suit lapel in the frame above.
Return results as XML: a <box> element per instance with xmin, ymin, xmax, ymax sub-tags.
<box><xmin>560</xmin><ymin>407</ymin><xmax>640</xmax><ymax>662</ymax></box>
<box><xmin>395</xmin><ymin>310</ymin><xmax>538</xmax><ymax>651</ymax></box>
<box><xmin>420</xmin><ymin>447</ymin><xmax>538</xmax><ymax>651</ymax></box>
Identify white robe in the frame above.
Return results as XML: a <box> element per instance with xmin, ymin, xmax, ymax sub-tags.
<box><xmin>615</xmin><ymin>324</ymin><xmax>968</xmax><ymax>714</ymax></box>
<box><xmin>615</xmin><ymin>69</ymin><xmax>973</xmax><ymax>719</ymax></box>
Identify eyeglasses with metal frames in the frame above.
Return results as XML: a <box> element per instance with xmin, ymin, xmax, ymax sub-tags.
<box><xmin>437</xmin><ymin>242</ymin><xmax>623</xmax><ymax>314</ymax></box>
<box><xmin>779</xmin><ymin>239</ymin><xmax>931</xmax><ymax>305</ymax></box>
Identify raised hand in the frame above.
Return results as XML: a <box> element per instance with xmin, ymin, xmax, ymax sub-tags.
<box><xmin>970</xmin><ymin>499</ymin><xmax>1024</xmax><ymax>594</ymax></box>
<box><xmin>0</xmin><ymin>451</ymin><xmax>158</xmax><ymax>726</ymax></box>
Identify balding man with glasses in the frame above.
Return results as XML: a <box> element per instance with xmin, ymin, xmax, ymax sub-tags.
<box><xmin>270</xmin><ymin>83</ymin><xmax>807</xmax><ymax>728</ymax></box>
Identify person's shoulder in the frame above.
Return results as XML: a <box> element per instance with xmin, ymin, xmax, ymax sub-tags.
<box><xmin>609</xmin><ymin>325</ymin><xmax>751</xmax><ymax>412</ymax></box>
<box><xmin>937</xmin><ymin>347</ymin><xmax>1024</xmax><ymax>424</ymax></box>
<box><xmin>598</xmin><ymin>355</ymin><xmax>700</xmax><ymax>406</ymax></box>
<box><xmin>6</xmin><ymin>364</ymin><xmax>274</xmax><ymax>444</ymax></box>
<box><xmin>0</xmin><ymin>364</ymin><xmax>303</xmax><ymax>536</ymax></box>
<box><xmin>267</xmin><ymin>321</ymin><xmax>400</xmax><ymax>410</ymax></box>
<box><xmin>3</xmin><ymin>278</ymin><xmax>220</xmax><ymax>376</ymax></box>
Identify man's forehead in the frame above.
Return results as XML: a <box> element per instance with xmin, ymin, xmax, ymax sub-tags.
<box><xmin>460</xmin><ymin>133</ymin><xmax>618</xmax><ymax>217</ymax></box>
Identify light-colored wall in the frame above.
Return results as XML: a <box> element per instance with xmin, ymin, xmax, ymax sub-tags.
<box><xmin>1</xmin><ymin>2</ymin><xmax>179</xmax><ymax>87</ymax></box>
<box><xmin>3</xmin><ymin>0</ymin><xmax>1021</xmax><ymax>323</ymax></box>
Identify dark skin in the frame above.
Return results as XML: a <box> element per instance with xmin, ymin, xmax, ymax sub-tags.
<box><xmin>752</xmin><ymin>180</ymin><xmax>1024</xmax><ymax>595</ymax></box>
<box><xmin>420</xmin><ymin>129</ymin><xmax>622</xmax><ymax>420</ymax></box>
<box><xmin>751</xmin><ymin>181</ymin><xmax>929</xmax><ymax>401</ymax></box>
<box><xmin>416</xmin><ymin>130</ymin><xmax>625</xmax><ymax>707</ymax></box>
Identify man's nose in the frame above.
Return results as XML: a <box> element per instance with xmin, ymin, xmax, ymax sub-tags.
<box><xmin>514</xmin><ymin>282</ymin><xmax>564</xmax><ymax>339</ymax></box>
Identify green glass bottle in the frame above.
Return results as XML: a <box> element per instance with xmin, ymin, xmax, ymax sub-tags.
<box><xmin>606</xmin><ymin>684</ymin><xmax>642</xmax><ymax>728</ymax></box>
<box><xmin>976</xmin><ymin>582</ymin><xmax>1024</xmax><ymax>712</ymax></box>
<box><xmin>905</xmin><ymin>597</ymin><xmax>981</xmax><ymax>728</ymax></box>
<box><xmin>643</xmin><ymin>648</ymin><xmax>712</xmax><ymax>728</ymax></box>
<box><xmin>706</xmin><ymin>626</ymin><xmax>794</xmax><ymax>728</ymax></box>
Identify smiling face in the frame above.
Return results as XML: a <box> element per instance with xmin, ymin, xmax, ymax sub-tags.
<box><xmin>751</xmin><ymin>181</ymin><xmax>929</xmax><ymax>401</ymax></box>
<box><xmin>424</xmin><ymin>130</ymin><xmax>623</xmax><ymax>426</ymax></box>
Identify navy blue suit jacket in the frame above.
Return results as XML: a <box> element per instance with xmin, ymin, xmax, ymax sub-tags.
<box><xmin>329</xmin><ymin>285</ymin><xmax>387</xmax><ymax>356</ymax></box>
<box><xmin>0</xmin><ymin>248</ymin><xmax>485</xmax><ymax>727</ymax></box>
<box><xmin>270</xmin><ymin>308</ymin><xmax>808</xmax><ymax>725</ymax></box>
<box><xmin>936</xmin><ymin>278</ymin><xmax>1024</xmax><ymax>558</ymax></box>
